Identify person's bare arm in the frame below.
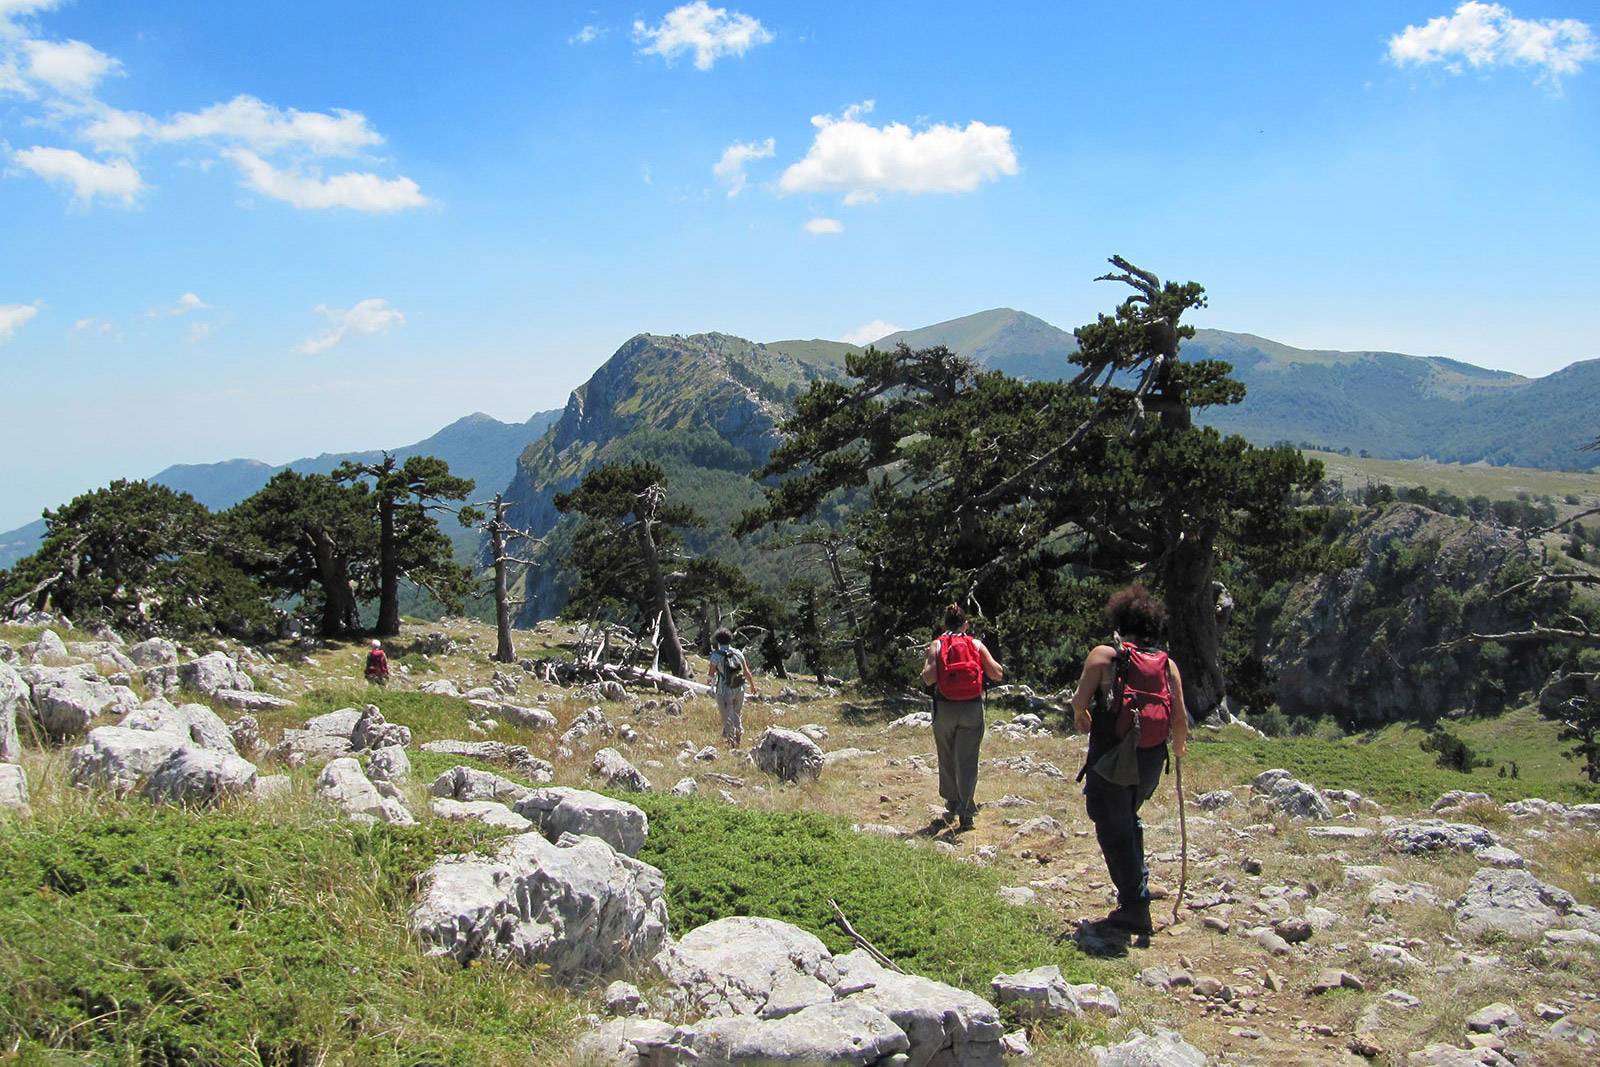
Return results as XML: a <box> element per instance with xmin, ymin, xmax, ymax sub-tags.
<box><xmin>1167</xmin><ymin>658</ymin><xmax>1188</xmax><ymax>759</ymax></box>
<box><xmin>742</xmin><ymin>656</ymin><xmax>759</xmax><ymax>696</ymax></box>
<box><xmin>974</xmin><ymin>640</ymin><xmax>1005</xmax><ymax>682</ymax></box>
<box><xmin>920</xmin><ymin>641</ymin><xmax>940</xmax><ymax>687</ymax></box>
<box><xmin>1070</xmin><ymin>645</ymin><xmax>1115</xmax><ymax>733</ymax></box>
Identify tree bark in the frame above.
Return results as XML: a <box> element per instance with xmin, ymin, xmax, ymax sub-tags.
<box><xmin>376</xmin><ymin>485</ymin><xmax>400</xmax><ymax>636</ymax></box>
<box><xmin>636</xmin><ymin>518</ymin><xmax>688</xmax><ymax>678</ymax></box>
<box><xmin>309</xmin><ymin>531</ymin><xmax>360</xmax><ymax>637</ymax></box>
<box><xmin>1161</xmin><ymin>525</ymin><xmax>1226</xmax><ymax>719</ymax></box>
<box><xmin>490</xmin><ymin>495</ymin><xmax>516</xmax><ymax>663</ymax></box>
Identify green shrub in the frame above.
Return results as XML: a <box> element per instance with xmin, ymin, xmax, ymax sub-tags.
<box><xmin>1420</xmin><ymin>728</ymin><xmax>1489</xmax><ymax>773</ymax></box>
<box><xmin>631</xmin><ymin>795</ymin><xmax>1102</xmax><ymax>994</ymax></box>
<box><xmin>0</xmin><ymin>805</ymin><xmax>576</xmax><ymax>1065</ymax></box>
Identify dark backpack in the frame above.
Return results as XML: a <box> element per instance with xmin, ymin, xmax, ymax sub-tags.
<box><xmin>713</xmin><ymin>646</ymin><xmax>745</xmax><ymax>690</ymax></box>
<box><xmin>936</xmin><ymin>633</ymin><xmax>984</xmax><ymax>701</ymax></box>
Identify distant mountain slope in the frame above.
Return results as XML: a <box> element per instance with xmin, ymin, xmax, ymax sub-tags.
<box><xmin>504</xmin><ymin>332</ymin><xmax>852</xmax><ymax>620</ymax></box>
<box><xmin>874</xmin><ymin>308</ymin><xmax>1079</xmax><ymax>380</ymax></box>
<box><xmin>0</xmin><ymin>410</ymin><xmax>562</xmax><ymax>569</ymax></box>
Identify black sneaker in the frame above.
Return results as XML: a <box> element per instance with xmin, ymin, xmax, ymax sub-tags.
<box><xmin>1105</xmin><ymin>906</ymin><xmax>1153</xmax><ymax>936</ymax></box>
<box><xmin>958</xmin><ymin>814</ymin><xmax>974</xmax><ymax>832</ymax></box>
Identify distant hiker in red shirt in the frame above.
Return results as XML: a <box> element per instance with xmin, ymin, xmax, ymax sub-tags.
<box><xmin>1070</xmin><ymin>585</ymin><xmax>1189</xmax><ymax>937</ymax></box>
<box><xmin>920</xmin><ymin>602</ymin><xmax>1004</xmax><ymax>832</ymax></box>
<box><xmin>365</xmin><ymin>639</ymin><xmax>390</xmax><ymax>686</ymax></box>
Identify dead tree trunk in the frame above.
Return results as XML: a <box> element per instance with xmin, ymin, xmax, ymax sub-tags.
<box><xmin>635</xmin><ymin>511</ymin><xmax>688</xmax><ymax>679</ymax></box>
<box><xmin>489</xmin><ymin>497</ymin><xmax>516</xmax><ymax>663</ymax></box>
<box><xmin>818</xmin><ymin>536</ymin><xmax>869</xmax><ymax>679</ymax></box>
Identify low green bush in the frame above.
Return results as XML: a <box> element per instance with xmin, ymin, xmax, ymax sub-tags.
<box><xmin>632</xmin><ymin>794</ymin><xmax>1104</xmax><ymax>994</ymax></box>
<box><xmin>0</xmin><ymin>804</ymin><xmax>575</xmax><ymax>1065</ymax></box>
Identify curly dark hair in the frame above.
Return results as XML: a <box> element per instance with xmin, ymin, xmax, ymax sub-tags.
<box><xmin>941</xmin><ymin>602</ymin><xmax>966</xmax><ymax>632</ymax></box>
<box><xmin>1104</xmin><ymin>584</ymin><xmax>1166</xmax><ymax>641</ymax></box>
<box><xmin>713</xmin><ymin>628</ymin><xmax>734</xmax><ymax>647</ymax></box>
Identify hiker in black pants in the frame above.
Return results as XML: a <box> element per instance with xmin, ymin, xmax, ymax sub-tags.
<box><xmin>920</xmin><ymin>602</ymin><xmax>1004</xmax><ymax>832</ymax></box>
<box><xmin>1070</xmin><ymin>585</ymin><xmax>1188</xmax><ymax>936</ymax></box>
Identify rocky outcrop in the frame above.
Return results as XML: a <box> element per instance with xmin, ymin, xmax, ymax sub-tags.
<box><xmin>430</xmin><ymin>764</ymin><xmax>534</xmax><ymax>805</ymax></box>
<box><xmin>1091</xmin><ymin>1029</ymin><xmax>1209</xmax><ymax>1067</ymax></box>
<box><xmin>751</xmin><ymin>727</ymin><xmax>825</xmax><ymax>783</ymax></box>
<box><xmin>1455</xmin><ymin>868</ymin><xmax>1600</xmax><ymax>939</ymax></box>
<box><xmin>1263</xmin><ymin>503</ymin><xmax>1548</xmax><ymax>721</ymax></box>
<box><xmin>178</xmin><ymin>652</ymin><xmax>254</xmax><ymax>696</ymax></box>
<box><xmin>315</xmin><ymin>757</ymin><xmax>413</xmax><ymax>825</ymax></box>
<box><xmin>665</xmin><ymin>1001</ymin><xmax>911</xmax><ymax>1066</ymax></box>
<box><xmin>512</xmin><ymin>786</ymin><xmax>649</xmax><ymax>857</ymax></box>
<box><xmin>990</xmin><ymin>965</ymin><xmax>1120</xmax><ymax>1020</ymax></box>
<box><xmin>144</xmin><ymin>746</ymin><xmax>258</xmax><ymax>806</ymax></box>
<box><xmin>0</xmin><ymin>660</ymin><xmax>25</xmax><ymax>761</ymax></box>
<box><xmin>25</xmin><ymin>664</ymin><xmax>123</xmax><ymax>737</ymax></box>
<box><xmin>419</xmin><ymin>739</ymin><xmax>553</xmax><ymax>781</ymax></box>
<box><xmin>592</xmin><ymin>747</ymin><xmax>652</xmax><ymax>792</ymax></box>
<box><xmin>410</xmin><ymin>831</ymin><xmax>667</xmax><ymax>981</ymax></box>
<box><xmin>0</xmin><ymin>763</ymin><xmax>27</xmax><ymax>810</ymax></box>
<box><xmin>654</xmin><ymin>916</ymin><xmax>839</xmax><ymax>1020</ymax></box>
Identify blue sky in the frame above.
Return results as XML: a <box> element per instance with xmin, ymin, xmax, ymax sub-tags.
<box><xmin>1</xmin><ymin>0</ymin><xmax>1597</xmax><ymax>529</ymax></box>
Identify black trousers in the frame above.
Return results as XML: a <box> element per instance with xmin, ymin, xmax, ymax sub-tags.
<box><xmin>1083</xmin><ymin>744</ymin><xmax>1167</xmax><ymax>911</ymax></box>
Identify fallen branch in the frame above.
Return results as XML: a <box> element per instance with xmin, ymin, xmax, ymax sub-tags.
<box><xmin>616</xmin><ymin>665</ymin><xmax>713</xmax><ymax>698</ymax></box>
<box><xmin>828</xmin><ymin>898</ymin><xmax>904</xmax><ymax>973</ymax></box>
<box><xmin>1428</xmin><ymin>624</ymin><xmax>1600</xmax><ymax>651</ymax></box>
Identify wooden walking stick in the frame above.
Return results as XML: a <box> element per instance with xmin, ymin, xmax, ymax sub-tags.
<box><xmin>1172</xmin><ymin>754</ymin><xmax>1189</xmax><ymax>927</ymax></box>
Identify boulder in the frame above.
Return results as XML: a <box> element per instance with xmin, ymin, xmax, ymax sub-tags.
<box><xmin>1264</xmin><ymin>778</ymin><xmax>1331</xmax><ymax>820</ymax></box>
<box><xmin>304</xmin><ymin>707</ymin><xmax>364</xmax><ymax>737</ymax></box>
<box><xmin>68</xmin><ymin>725</ymin><xmax>188</xmax><ymax>794</ymax></box>
<box><xmin>430</xmin><ymin>764</ymin><xmax>533</xmax><ymax>805</ymax></box>
<box><xmin>0</xmin><ymin>763</ymin><xmax>27</xmax><ymax>810</ymax></box>
<box><xmin>409</xmin><ymin>830</ymin><xmax>667</xmax><ymax>981</ymax></box>
<box><xmin>418</xmin><ymin>679</ymin><xmax>461</xmax><ymax>697</ymax></box>
<box><xmin>605</xmin><ymin>981</ymin><xmax>645</xmax><ymax>1016</ymax></box>
<box><xmin>1456</xmin><ymin>867</ymin><xmax>1600</xmax><ymax>939</ymax></box>
<box><xmin>886</xmin><ymin>711</ymin><xmax>933</xmax><ymax>731</ymax></box>
<box><xmin>1384</xmin><ymin>821</ymin><xmax>1497</xmax><ymax>855</ymax></box>
<box><xmin>69</xmin><ymin>641</ymin><xmax>136</xmax><ymax>674</ymax></box>
<box><xmin>30</xmin><ymin>628</ymin><xmax>70</xmax><ymax>663</ymax></box>
<box><xmin>127</xmin><ymin>637</ymin><xmax>179</xmax><ymax>667</ymax></box>
<box><xmin>655</xmin><ymin>916</ymin><xmax>839</xmax><ymax>1019</ymax></box>
<box><xmin>0</xmin><ymin>660</ymin><xmax>26</xmax><ymax>762</ymax></box>
<box><xmin>513</xmin><ymin>787</ymin><xmax>649</xmax><ymax>857</ymax></box>
<box><xmin>419</xmin><ymin>739</ymin><xmax>554</xmax><ymax>781</ymax></box>
<box><xmin>1465</xmin><ymin>1002</ymin><xmax>1521</xmax><ymax>1034</ymax></box>
<box><xmin>212</xmin><ymin>689</ymin><xmax>292</xmax><ymax>713</ymax></box>
<box><xmin>573</xmin><ymin>1017</ymin><xmax>676</xmax><ymax>1067</ymax></box>
<box><xmin>990</xmin><ymin>965</ymin><xmax>1120</xmax><ymax>1020</ymax></box>
<box><xmin>119</xmin><ymin>700</ymin><xmax>238</xmax><ymax>755</ymax></box>
<box><xmin>143</xmin><ymin>746</ymin><xmax>258</xmax><ymax>806</ymax></box>
<box><xmin>1431</xmin><ymin>790</ymin><xmax>1492</xmax><ymax>813</ymax></box>
<box><xmin>751</xmin><ymin>727</ymin><xmax>825</xmax><ymax>783</ymax></box>
<box><xmin>430</xmin><ymin>798</ymin><xmax>533</xmax><ymax>830</ymax></box>
<box><xmin>1091</xmin><ymin>1028</ymin><xmax>1209</xmax><ymax>1067</ymax></box>
<box><xmin>26</xmin><ymin>665</ymin><xmax>119</xmax><ymax>737</ymax></box>
<box><xmin>178</xmin><ymin>651</ymin><xmax>253</xmax><ymax>695</ymax></box>
<box><xmin>229</xmin><ymin>715</ymin><xmax>261</xmax><ymax>756</ymax></box>
<box><xmin>1193</xmin><ymin>789</ymin><xmax>1235</xmax><ymax>811</ymax></box>
<box><xmin>666</xmin><ymin>1000</ymin><xmax>910</xmax><ymax>1067</ymax></box>
<box><xmin>1403</xmin><ymin>1045</ymin><xmax>1514</xmax><ymax>1066</ymax></box>
<box><xmin>592</xmin><ymin>747</ymin><xmax>653</xmax><ymax>792</ymax></box>
<box><xmin>315</xmin><ymin>757</ymin><xmax>413</xmax><ymax>825</ymax></box>
<box><xmin>268</xmin><ymin>729</ymin><xmax>354</xmax><ymax>765</ymax></box>
<box><xmin>497</xmin><ymin>703</ymin><xmax>558</xmax><ymax>731</ymax></box>
<box><xmin>351</xmin><ymin>704</ymin><xmax>411</xmax><ymax>751</ymax></box>
<box><xmin>141</xmin><ymin>664</ymin><xmax>180</xmax><ymax>695</ymax></box>
<box><xmin>670</xmin><ymin>777</ymin><xmax>698</xmax><ymax>796</ymax></box>
<box><xmin>835</xmin><ymin>948</ymin><xmax>1004</xmax><ymax>1067</ymax></box>
<box><xmin>365</xmin><ymin>745</ymin><xmax>411</xmax><ymax>783</ymax></box>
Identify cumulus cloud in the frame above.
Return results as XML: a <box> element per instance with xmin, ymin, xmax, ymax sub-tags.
<box><xmin>1390</xmin><ymin>2</ymin><xmax>1596</xmax><ymax>80</ymax></box>
<box><xmin>0</xmin><ymin>300</ymin><xmax>40</xmax><ymax>343</ymax></box>
<box><xmin>225</xmin><ymin>149</ymin><xmax>427</xmax><ymax>212</ymax></box>
<box><xmin>147</xmin><ymin>292</ymin><xmax>210</xmax><ymax>318</ymax></box>
<box><xmin>779</xmin><ymin>101</ymin><xmax>1018</xmax><ymax>205</ymax></box>
<box><xmin>634</xmin><ymin>2</ymin><xmax>773</xmax><ymax>70</ymax></box>
<box><xmin>298</xmin><ymin>298</ymin><xmax>405</xmax><ymax>355</ymax></box>
<box><xmin>841</xmin><ymin>319</ymin><xmax>901</xmax><ymax>346</ymax></box>
<box><xmin>0</xmin><ymin>0</ymin><xmax>60</xmax><ymax>36</ymax></box>
<box><xmin>804</xmin><ymin>216</ymin><xmax>842</xmax><ymax>235</ymax></box>
<box><xmin>569</xmin><ymin>24</ymin><xmax>606</xmax><ymax>45</ymax></box>
<box><xmin>23</xmin><ymin>37</ymin><xmax>117</xmax><ymax>95</ymax></box>
<box><xmin>72</xmin><ymin>316</ymin><xmax>111</xmax><ymax>335</ymax></box>
<box><xmin>13</xmin><ymin>145</ymin><xmax>141</xmax><ymax>205</ymax></box>
<box><xmin>713</xmin><ymin>136</ymin><xmax>774</xmax><ymax>196</ymax></box>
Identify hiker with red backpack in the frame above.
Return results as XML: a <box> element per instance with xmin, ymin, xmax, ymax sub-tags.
<box><xmin>920</xmin><ymin>602</ymin><xmax>1005</xmax><ymax>832</ymax></box>
<box><xmin>1070</xmin><ymin>585</ymin><xmax>1188</xmax><ymax>937</ymax></box>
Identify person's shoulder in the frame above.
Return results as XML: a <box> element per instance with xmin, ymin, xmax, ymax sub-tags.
<box><xmin>1087</xmin><ymin>644</ymin><xmax>1117</xmax><ymax>663</ymax></box>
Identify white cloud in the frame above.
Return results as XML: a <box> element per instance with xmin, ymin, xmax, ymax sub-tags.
<box><xmin>779</xmin><ymin>101</ymin><xmax>1018</xmax><ymax>205</ymax></box>
<box><xmin>713</xmin><ymin>136</ymin><xmax>774</xmax><ymax>196</ymax></box>
<box><xmin>841</xmin><ymin>319</ymin><xmax>901</xmax><ymax>346</ymax></box>
<box><xmin>569</xmin><ymin>24</ymin><xmax>606</xmax><ymax>45</ymax></box>
<box><xmin>158</xmin><ymin>95</ymin><xmax>383</xmax><ymax>154</ymax></box>
<box><xmin>224</xmin><ymin>149</ymin><xmax>427</xmax><ymax>212</ymax></box>
<box><xmin>72</xmin><ymin>316</ymin><xmax>111</xmax><ymax>335</ymax></box>
<box><xmin>0</xmin><ymin>300</ymin><xmax>40</xmax><ymax>343</ymax></box>
<box><xmin>147</xmin><ymin>292</ymin><xmax>210</xmax><ymax>318</ymax></box>
<box><xmin>0</xmin><ymin>1</ymin><xmax>60</xmax><ymax>36</ymax></box>
<box><xmin>1390</xmin><ymin>3</ymin><xmax>1596</xmax><ymax>80</ymax></box>
<box><xmin>298</xmin><ymin>298</ymin><xmax>405</xmax><ymax>355</ymax></box>
<box><xmin>633</xmin><ymin>2</ymin><xmax>773</xmax><ymax>70</ymax></box>
<box><xmin>13</xmin><ymin>145</ymin><xmax>141</xmax><ymax>205</ymax></box>
<box><xmin>22</xmin><ymin>37</ymin><xmax>117</xmax><ymax>95</ymax></box>
<box><xmin>804</xmin><ymin>216</ymin><xmax>842</xmax><ymax>235</ymax></box>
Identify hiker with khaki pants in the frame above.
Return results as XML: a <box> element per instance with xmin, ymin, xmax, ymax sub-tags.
<box><xmin>921</xmin><ymin>602</ymin><xmax>1005</xmax><ymax>832</ymax></box>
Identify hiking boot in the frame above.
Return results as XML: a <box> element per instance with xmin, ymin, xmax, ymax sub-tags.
<box><xmin>1104</xmin><ymin>906</ymin><xmax>1153</xmax><ymax>936</ymax></box>
<box><xmin>958</xmin><ymin>814</ymin><xmax>974</xmax><ymax>832</ymax></box>
<box><xmin>922</xmin><ymin>809</ymin><xmax>957</xmax><ymax>835</ymax></box>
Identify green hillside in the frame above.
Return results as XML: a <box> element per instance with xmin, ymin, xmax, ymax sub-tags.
<box><xmin>874</xmin><ymin>308</ymin><xmax>1080</xmax><ymax>380</ymax></box>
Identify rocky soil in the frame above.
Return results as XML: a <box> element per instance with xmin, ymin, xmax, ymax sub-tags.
<box><xmin>2</xmin><ymin>613</ymin><xmax>1598</xmax><ymax>1066</ymax></box>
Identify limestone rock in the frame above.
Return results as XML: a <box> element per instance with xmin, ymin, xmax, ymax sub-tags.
<box><xmin>127</xmin><ymin>637</ymin><xmax>178</xmax><ymax>667</ymax></box>
<box><xmin>304</xmin><ymin>707</ymin><xmax>364</xmax><ymax>737</ymax></box>
<box><xmin>26</xmin><ymin>665</ymin><xmax>119</xmax><ymax>737</ymax></box>
<box><xmin>497</xmin><ymin>702</ymin><xmax>558</xmax><ymax>730</ymax></box>
<box><xmin>1384</xmin><ymin>820</ymin><xmax>1497</xmax><ymax>855</ymax></box>
<box><xmin>1310</xmin><ymin>969</ymin><xmax>1364</xmax><ymax>994</ymax></box>
<box><xmin>1264</xmin><ymin>778</ymin><xmax>1331</xmax><ymax>820</ymax></box>
<box><xmin>604</xmin><ymin>980</ymin><xmax>644</xmax><ymax>1017</ymax></box>
<box><xmin>178</xmin><ymin>651</ymin><xmax>253</xmax><ymax>696</ymax></box>
<box><xmin>315</xmin><ymin>757</ymin><xmax>413</xmax><ymax>825</ymax></box>
<box><xmin>669</xmin><ymin>1000</ymin><xmax>910</xmax><ymax>1067</ymax></box>
<box><xmin>656</xmin><ymin>916</ymin><xmax>839</xmax><ymax>1019</ymax></box>
<box><xmin>410</xmin><ymin>831</ymin><xmax>667</xmax><ymax>981</ymax></box>
<box><xmin>229</xmin><ymin>715</ymin><xmax>261</xmax><ymax>756</ymax></box>
<box><xmin>751</xmin><ymin>726</ymin><xmax>824</xmax><ymax>783</ymax></box>
<box><xmin>886</xmin><ymin>711</ymin><xmax>933</xmax><ymax>731</ymax></box>
<box><xmin>430</xmin><ymin>798</ymin><xmax>533</xmax><ymax>830</ymax></box>
<box><xmin>592</xmin><ymin>747</ymin><xmax>652</xmax><ymax>792</ymax></box>
<box><xmin>366</xmin><ymin>744</ymin><xmax>411</xmax><ymax>783</ymax></box>
<box><xmin>119</xmin><ymin>700</ymin><xmax>237</xmax><ymax>755</ymax></box>
<box><xmin>144</xmin><ymin>746</ymin><xmax>258</xmax><ymax>806</ymax></box>
<box><xmin>351</xmin><ymin>704</ymin><xmax>411</xmax><ymax>751</ymax></box>
<box><xmin>418</xmin><ymin>679</ymin><xmax>461</xmax><ymax>697</ymax></box>
<box><xmin>430</xmin><ymin>764</ymin><xmax>532</xmax><ymax>805</ymax></box>
<box><xmin>1403</xmin><ymin>1044</ymin><xmax>1514</xmax><ymax>1065</ymax></box>
<box><xmin>0</xmin><ymin>660</ymin><xmax>26</xmax><ymax>761</ymax></box>
<box><xmin>670</xmin><ymin>777</ymin><xmax>698</xmax><ymax>797</ymax></box>
<box><xmin>69</xmin><ymin>726</ymin><xmax>190</xmax><ymax>794</ymax></box>
<box><xmin>834</xmin><ymin>948</ymin><xmax>1004</xmax><ymax>1067</ymax></box>
<box><xmin>420</xmin><ymin>739</ymin><xmax>553</xmax><ymax>781</ymax></box>
<box><xmin>990</xmin><ymin>965</ymin><xmax>1121</xmax><ymax>1020</ymax></box>
<box><xmin>268</xmin><ymin>729</ymin><xmax>355</xmax><ymax>765</ymax></box>
<box><xmin>1464</xmin><ymin>1002</ymin><xmax>1521</xmax><ymax>1034</ymax></box>
<box><xmin>513</xmin><ymin>786</ymin><xmax>649</xmax><ymax>857</ymax></box>
<box><xmin>1456</xmin><ymin>868</ymin><xmax>1600</xmax><ymax>939</ymax></box>
<box><xmin>29</xmin><ymin>628</ymin><xmax>69</xmax><ymax>663</ymax></box>
<box><xmin>0</xmin><ymin>763</ymin><xmax>27</xmax><ymax>810</ymax></box>
<box><xmin>212</xmin><ymin>688</ymin><xmax>292</xmax><ymax>713</ymax></box>
<box><xmin>574</xmin><ymin>1017</ymin><xmax>675</xmax><ymax>1067</ymax></box>
<box><xmin>1091</xmin><ymin>1029</ymin><xmax>1208</xmax><ymax>1067</ymax></box>
<box><xmin>1193</xmin><ymin>789</ymin><xmax>1235</xmax><ymax>811</ymax></box>
<box><xmin>1431</xmin><ymin>790</ymin><xmax>1492</xmax><ymax>813</ymax></box>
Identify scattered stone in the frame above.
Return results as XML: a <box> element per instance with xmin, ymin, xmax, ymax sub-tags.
<box><xmin>798</xmin><ymin>723</ymin><xmax>828</xmax><ymax>741</ymax></box>
<box><xmin>410</xmin><ymin>831</ymin><xmax>667</xmax><ymax>981</ymax></box>
<box><xmin>365</xmin><ymin>745</ymin><xmax>411</xmax><ymax>783</ymax></box>
<box><xmin>0</xmin><ymin>661</ymin><xmax>25</xmax><ymax>762</ymax></box>
<box><xmin>670</xmin><ymin>777</ymin><xmax>698</xmax><ymax>797</ymax></box>
<box><xmin>1381</xmin><ymin>990</ymin><xmax>1423</xmax><ymax>1010</ymax></box>
<box><xmin>69</xmin><ymin>725</ymin><xmax>191</xmax><ymax>794</ymax></box>
<box><xmin>1263</xmin><ymin>777</ymin><xmax>1332</xmax><ymax>820</ymax></box>
<box><xmin>254</xmin><ymin>775</ymin><xmax>291</xmax><ymax>801</ymax></box>
<box><xmin>29</xmin><ymin>629</ymin><xmax>70</xmax><ymax>663</ymax></box>
<box><xmin>1306</xmin><ymin>826</ymin><xmax>1375</xmax><ymax>840</ymax></box>
<box><xmin>1456</xmin><ymin>868</ymin><xmax>1600</xmax><ymax>940</ymax></box>
<box><xmin>1193</xmin><ymin>789</ymin><xmax>1235</xmax><ymax>811</ymax></box>
<box><xmin>1001</xmin><ymin>1029</ymin><xmax>1033</xmax><ymax>1059</ymax></box>
<box><xmin>267</xmin><ymin>729</ymin><xmax>354</xmax><ymax>765</ymax></box>
<box><xmin>694</xmin><ymin>745</ymin><xmax>718</xmax><ymax>762</ymax></box>
<box><xmin>1535</xmin><ymin>1003</ymin><xmax>1565</xmax><ymax>1022</ymax></box>
<box><xmin>127</xmin><ymin>637</ymin><xmax>179</xmax><ymax>667</ymax></box>
<box><xmin>592</xmin><ymin>747</ymin><xmax>653</xmax><ymax>792</ymax></box>
<box><xmin>351</xmin><ymin>704</ymin><xmax>411</xmax><ymax>751</ymax></box>
<box><xmin>429</xmin><ymin>798</ymin><xmax>532</xmax><ymax>830</ymax></box>
<box><xmin>1241</xmin><ymin>856</ymin><xmax>1263</xmax><ymax>874</ymax></box>
<box><xmin>143</xmin><ymin>746</ymin><xmax>258</xmax><ymax>806</ymax></box>
<box><xmin>229</xmin><ymin>715</ymin><xmax>261</xmax><ymax>756</ymax></box>
<box><xmin>1090</xmin><ymin>1028</ymin><xmax>1208</xmax><ymax>1067</ymax></box>
<box><xmin>212</xmin><ymin>689</ymin><xmax>292</xmax><ymax>713</ymax></box>
<box><xmin>1368</xmin><ymin>942</ymin><xmax>1423</xmax><ymax>969</ymax></box>
<box><xmin>0</xmin><ymin>763</ymin><xmax>28</xmax><ymax>810</ymax></box>
<box><xmin>1403</xmin><ymin>1044</ymin><xmax>1514</xmax><ymax>1065</ymax></box>
<box><xmin>1367</xmin><ymin>880</ymin><xmax>1440</xmax><ymax>908</ymax></box>
<box><xmin>177</xmin><ymin>651</ymin><xmax>253</xmax><ymax>696</ymax></box>
<box><xmin>1548</xmin><ymin>1018</ymin><xmax>1600</xmax><ymax>1045</ymax></box>
<box><xmin>1202</xmin><ymin>915</ymin><xmax>1231</xmax><ymax>934</ymax></box>
<box><xmin>1384</xmin><ymin>821</ymin><xmax>1497</xmax><ymax>855</ymax></box>
<box><xmin>1272</xmin><ymin>917</ymin><xmax>1313</xmax><ymax>943</ymax></box>
<box><xmin>513</xmin><ymin>786</ymin><xmax>649</xmax><ymax>857</ymax></box>
<box><xmin>822</xmin><ymin>747</ymin><xmax>876</xmax><ymax>767</ymax></box>
<box><xmin>1251</xmin><ymin>926</ymin><xmax>1294</xmax><ymax>956</ymax></box>
<box><xmin>497</xmin><ymin>703</ymin><xmax>558</xmax><ymax>730</ymax></box>
<box><xmin>26</xmin><ymin>665</ymin><xmax>120</xmax><ymax>737</ymax></box>
<box><xmin>834</xmin><ymin>948</ymin><xmax>1005</xmax><ymax>1067</ymax></box>
<box><xmin>750</xmin><ymin>727</ymin><xmax>824</xmax><ymax>783</ymax></box>
<box><xmin>1473</xmin><ymin>845</ymin><xmax>1525</xmax><ymax>869</ymax></box>
<box><xmin>430</xmin><ymin>765</ymin><xmax>532</xmax><ymax>805</ymax></box>
<box><xmin>990</xmin><ymin>965</ymin><xmax>1121</xmax><ymax>1020</ymax></box>
<box><xmin>1465</xmin><ymin>1002</ymin><xmax>1522</xmax><ymax>1034</ymax></box>
<box><xmin>1432</xmin><ymin>790</ymin><xmax>1492</xmax><ymax>813</ymax></box>
<box><xmin>1310</xmin><ymin>969</ymin><xmax>1364</xmax><ymax>994</ymax></box>
<box><xmin>315</xmin><ymin>757</ymin><xmax>413</xmax><ymax>825</ymax></box>
<box><xmin>419</xmin><ymin>739</ymin><xmax>553</xmax><ymax>781</ymax></box>
<box><xmin>998</xmin><ymin>886</ymin><xmax>1037</xmax><ymax>907</ymax></box>
<box><xmin>1544</xmin><ymin>927</ymin><xmax>1600</xmax><ymax>948</ymax></box>
<box><xmin>987</xmin><ymin>753</ymin><xmax>1068</xmax><ymax>780</ymax></box>
<box><xmin>886</xmin><ymin>711</ymin><xmax>933</xmax><ymax>731</ymax></box>
<box><xmin>604</xmin><ymin>980</ymin><xmax>644</xmax><ymax>1017</ymax></box>
<box><xmin>304</xmin><ymin>707</ymin><xmax>364</xmax><ymax>737</ymax></box>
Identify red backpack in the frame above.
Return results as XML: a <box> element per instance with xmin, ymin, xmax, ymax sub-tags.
<box><xmin>936</xmin><ymin>633</ymin><xmax>985</xmax><ymax>701</ymax></box>
<box><xmin>1113</xmin><ymin>642</ymin><xmax>1172</xmax><ymax>748</ymax></box>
